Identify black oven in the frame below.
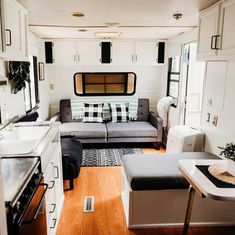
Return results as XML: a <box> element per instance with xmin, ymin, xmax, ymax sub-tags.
<box><xmin>6</xmin><ymin>166</ymin><xmax>48</xmax><ymax>235</ymax></box>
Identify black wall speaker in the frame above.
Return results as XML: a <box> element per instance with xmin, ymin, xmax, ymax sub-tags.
<box><xmin>158</xmin><ymin>42</ymin><xmax>165</xmax><ymax>64</ymax></box>
<box><xmin>101</xmin><ymin>42</ymin><xmax>111</xmax><ymax>63</ymax></box>
<box><xmin>45</xmin><ymin>41</ymin><xmax>53</xmax><ymax>64</ymax></box>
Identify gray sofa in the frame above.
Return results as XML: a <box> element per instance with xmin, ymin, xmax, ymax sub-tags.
<box><xmin>59</xmin><ymin>98</ymin><xmax>163</xmax><ymax>149</ymax></box>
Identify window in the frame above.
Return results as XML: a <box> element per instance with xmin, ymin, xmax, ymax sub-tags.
<box><xmin>74</xmin><ymin>72</ymin><xmax>136</xmax><ymax>96</ymax></box>
<box><xmin>24</xmin><ymin>56</ymin><xmax>40</xmax><ymax>112</ymax></box>
<box><xmin>167</xmin><ymin>56</ymin><xmax>181</xmax><ymax>105</ymax></box>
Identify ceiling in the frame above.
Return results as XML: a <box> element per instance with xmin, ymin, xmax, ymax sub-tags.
<box><xmin>18</xmin><ymin>0</ymin><xmax>220</xmax><ymax>39</ymax></box>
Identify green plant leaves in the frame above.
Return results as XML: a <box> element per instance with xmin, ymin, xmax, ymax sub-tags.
<box><xmin>8</xmin><ymin>61</ymin><xmax>30</xmax><ymax>94</ymax></box>
<box><xmin>218</xmin><ymin>142</ymin><xmax>235</xmax><ymax>161</ymax></box>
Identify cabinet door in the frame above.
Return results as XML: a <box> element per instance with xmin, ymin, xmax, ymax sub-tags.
<box><xmin>134</xmin><ymin>41</ymin><xmax>158</xmax><ymax>65</ymax></box>
<box><xmin>51</xmin><ymin>145</ymin><xmax>64</xmax><ymax>217</ymax></box>
<box><xmin>219</xmin><ymin>0</ymin><xmax>235</xmax><ymax>56</ymax></box>
<box><xmin>112</xmin><ymin>41</ymin><xmax>134</xmax><ymax>65</ymax></box>
<box><xmin>4</xmin><ymin>0</ymin><xmax>21</xmax><ymax>53</ymax></box>
<box><xmin>77</xmin><ymin>41</ymin><xmax>99</xmax><ymax>65</ymax></box>
<box><xmin>53</xmin><ymin>40</ymin><xmax>77</xmax><ymax>65</ymax></box>
<box><xmin>197</xmin><ymin>4</ymin><xmax>220</xmax><ymax>59</ymax></box>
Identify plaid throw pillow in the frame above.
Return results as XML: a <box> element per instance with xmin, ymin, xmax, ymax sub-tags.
<box><xmin>82</xmin><ymin>103</ymin><xmax>104</xmax><ymax>123</ymax></box>
<box><xmin>109</xmin><ymin>103</ymin><xmax>129</xmax><ymax>123</ymax></box>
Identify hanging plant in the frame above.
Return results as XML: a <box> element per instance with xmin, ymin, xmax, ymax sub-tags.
<box><xmin>8</xmin><ymin>61</ymin><xmax>30</xmax><ymax>94</ymax></box>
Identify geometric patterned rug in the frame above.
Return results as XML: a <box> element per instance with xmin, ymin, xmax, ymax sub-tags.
<box><xmin>81</xmin><ymin>148</ymin><xmax>143</xmax><ymax>167</ymax></box>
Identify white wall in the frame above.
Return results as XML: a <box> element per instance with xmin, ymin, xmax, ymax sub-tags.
<box><xmin>47</xmin><ymin>64</ymin><xmax>166</xmax><ymax>116</ymax></box>
<box><xmin>28</xmin><ymin>32</ymin><xmax>50</xmax><ymax>120</ymax></box>
<box><xmin>201</xmin><ymin>61</ymin><xmax>235</xmax><ymax>155</ymax></box>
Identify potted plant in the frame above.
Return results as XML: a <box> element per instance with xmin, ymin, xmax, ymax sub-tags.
<box><xmin>8</xmin><ymin>61</ymin><xmax>30</xmax><ymax>94</ymax></box>
<box><xmin>219</xmin><ymin>142</ymin><xmax>235</xmax><ymax>176</ymax></box>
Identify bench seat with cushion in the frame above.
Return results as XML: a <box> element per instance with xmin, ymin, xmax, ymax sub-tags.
<box><xmin>59</xmin><ymin>98</ymin><xmax>163</xmax><ymax>148</ymax></box>
<box><xmin>121</xmin><ymin>152</ymin><xmax>235</xmax><ymax>228</ymax></box>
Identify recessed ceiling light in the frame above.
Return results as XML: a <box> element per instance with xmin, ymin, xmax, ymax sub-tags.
<box><xmin>78</xmin><ymin>29</ymin><xmax>87</xmax><ymax>32</ymax></box>
<box><xmin>173</xmin><ymin>13</ymin><xmax>182</xmax><ymax>20</ymax></box>
<box><xmin>95</xmin><ymin>32</ymin><xmax>121</xmax><ymax>39</ymax></box>
<box><xmin>72</xmin><ymin>12</ymin><xmax>85</xmax><ymax>17</ymax></box>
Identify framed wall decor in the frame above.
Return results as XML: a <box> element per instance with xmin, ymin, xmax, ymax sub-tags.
<box><xmin>38</xmin><ymin>62</ymin><xmax>45</xmax><ymax>81</ymax></box>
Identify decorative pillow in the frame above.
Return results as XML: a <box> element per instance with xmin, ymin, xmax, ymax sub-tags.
<box><xmin>82</xmin><ymin>103</ymin><xmax>104</xmax><ymax>123</ymax></box>
<box><xmin>109</xmin><ymin>103</ymin><xmax>129</xmax><ymax>123</ymax></box>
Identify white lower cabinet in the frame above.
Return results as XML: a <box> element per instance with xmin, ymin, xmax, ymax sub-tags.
<box><xmin>43</xmin><ymin>136</ymin><xmax>64</xmax><ymax>235</ymax></box>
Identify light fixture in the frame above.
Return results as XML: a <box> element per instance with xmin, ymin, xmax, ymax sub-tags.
<box><xmin>95</xmin><ymin>32</ymin><xmax>121</xmax><ymax>39</ymax></box>
<box><xmin>72</xmin><ymin>12</ymin><xmax>85</xmax><ymax>17</ymax></box>
<box><xmin>173</xmin><ymin>13</ymin><xmax>182</xmax><ymax>20</ymax></box>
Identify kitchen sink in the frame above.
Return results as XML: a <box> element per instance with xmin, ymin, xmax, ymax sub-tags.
<box><xmin>0</xmin><ymin>126</ymin><xmax>50</xmax><ymax>155</ymax></box>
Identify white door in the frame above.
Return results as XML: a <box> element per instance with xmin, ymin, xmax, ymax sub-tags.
<box><xmin>53</xmin><ymin>40</ymin><xmax>77</xmax><ymax>65</ymax></box>
<box><xmin>135</xmin><ymin>41</ymin><xmax>158</xmax><ymax>65</ymax></box>
<box><xmin>197</xmin><ymin>3</ymin><xmax>220</xmax><ymax>60</ymax></box>
<box><xmin>219</xmin><ymin>0</ymin><xmax>235</xmax><ymax>55</ymax></box>
<box><xmin>112</xmin><ymin>41</ymin><xmax>134</xmax><ymax>65</ymax></box>
<box><xmin>77</xmin><ymin>41</ymin><xmax>99</xmax><ymax>65</ymax></box>
<box><xmin>4</xmin><ymin>0</ymin><xmax>22</xmax><ymax>53</ymax></box>
<box><xmin>182</xmin><ymin>43</ymin><xmax>205</xmax><ymax>127</ymax></box>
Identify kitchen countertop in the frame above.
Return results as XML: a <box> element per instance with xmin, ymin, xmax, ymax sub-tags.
<box><xmin>1</xmin><ymin>157</ymin><xmax>39</xmax><ymax>206</ymax></box>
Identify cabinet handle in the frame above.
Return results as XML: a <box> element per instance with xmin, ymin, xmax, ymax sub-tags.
<box><xmin>211</xmin><ymin>35</ymin><xmax>217</xmax><ymax>50</ymax></box>
<box><xmin>49</xmin><ymin>203</ymin><xmax>56</xmax><ymax>213</ymax></box>
<box><xmin>77</xmin><ymin>54</ymin><xmax>80</xmax><ymax>62</ymax></box>
<box><xmin>54</xmin><ymin>166</ymin><xmax>59</xmax><ymax>179</ymax></box>
<box><xmin>74</xmin><ymin>54</ymin><xmax>76</xmax><ymax>62</ymax></box>
<box><xmin>135</xmin><ymin>54</ymin><xmax>138</xmax><ymax>62</ymax></box>
<box><xmin>50</xmin><ymin>218</ymin><xmax>57</xmax><ymax>229</ymax></box>
<box><xmin>215</xmin><ymin>35</ymin><xmax>220</xmax><ymax>50</ymax></box>
<box><xmin>5</xmin><ymin>29</ymin><xmax>11</xmax><ymax>46</ymax></box>
<box><xmin>49</xmin><ymin>180</ymin><xmax>55</xmax><ymax>189</ymax></box>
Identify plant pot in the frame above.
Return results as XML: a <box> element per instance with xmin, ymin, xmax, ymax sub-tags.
<box><xmin>226</xmin><ymin>159</ymin><xmax>235</xmax><ymax>176</ymax></box>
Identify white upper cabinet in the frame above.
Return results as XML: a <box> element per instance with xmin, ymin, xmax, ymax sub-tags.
<box><xmin>134</xmin><ymin>41</ymin><xmax>158</xmax><ymax>65</ymax></box>
<box><xmin>77</xmin><ymin>41</ymin><xmax>99</xmax><ymax>65</ymax></box>
<box><xmin>197</xmin><ymin>0</ymin><xmax>235</xmax><ymax>60</ymax></box>
<box><xmin>218</xmin><ymin>0</ymin><xmax>235</xmax><ymax>56</ymax></box>
<box><xmin>1</xmin><ymin>0</ymin><xmax>28</xmax><ymax>60</ymax></box>
<box><xmin>112</xmin><ymin>41</ymin><xmax>134</xmax><ymax>65</ymax></box>
<box><xmin>197</xmin><ymin>3</ymin><xmax>221</xmax><ymax>59</ymax></box>
<box><xmin>53</xmin><ymin>40</ymin><xmax>77</xmax><ymax>65</ymax></box>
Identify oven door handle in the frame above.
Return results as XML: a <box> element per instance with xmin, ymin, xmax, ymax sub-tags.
<box><xmin>21</xmin><ymin>183</ymin><xmax>48</xmax><ymax>225</ymax></box>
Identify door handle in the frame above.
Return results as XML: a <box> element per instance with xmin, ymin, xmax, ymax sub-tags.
<box><xmin>5</xmin><ymin>29</ymin><xmax>12</xmax><ymax>46</ymax></box>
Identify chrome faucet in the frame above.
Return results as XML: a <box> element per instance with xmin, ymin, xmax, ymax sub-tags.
<box><xmin>0</xmin><ymin>115</ymin><xmax>19</xmax><ymax>131</ymax></box>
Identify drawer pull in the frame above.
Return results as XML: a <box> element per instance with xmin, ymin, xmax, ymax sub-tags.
<box><xmin>49</xmin><ymin>203</ymin><xmax>56</xmax><ymax>213</ymax></box>
<box><xmin>50</xmin><ymin>218</ymin><xmax>57</xmax><ymax>229</ymax></box>
<box><xmin>49</xmin><ymin>180</ymin><xmax>55</xmax><ymax>189</ymax></box>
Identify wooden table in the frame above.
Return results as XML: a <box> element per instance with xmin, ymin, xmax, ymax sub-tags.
<box><xmin>179</xmin><ymin>159</ymin><xmax>235</xmax><ymax>235</ymax></box>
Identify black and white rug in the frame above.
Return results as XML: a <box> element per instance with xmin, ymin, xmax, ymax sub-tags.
<box><xmin>81</xmin><ymin>148</ymin><xmax>142</xmax><ymax>167</ymax></box>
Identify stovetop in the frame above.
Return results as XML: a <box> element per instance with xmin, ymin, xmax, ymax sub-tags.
<box><xmin>1</xmin><ymin>157</ymin><xmax>39</xmax><ymax>206</ymax></box>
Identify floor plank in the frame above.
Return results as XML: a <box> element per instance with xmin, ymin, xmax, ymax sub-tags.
<box><xmin>56</xmin><ymin>149</ymin><xmax>235</xmax><ymax>235</ymax></box>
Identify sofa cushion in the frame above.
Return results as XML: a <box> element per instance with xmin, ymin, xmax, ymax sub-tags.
<box><xmin>60</xmin><ymin>122</ymin><xmax>107</xmax><ymax>139</ymax></box>
<box><xmin>122</xmin><ymin>152</ymin><xmax>220</xmax><ymax>191</ymax></box>
<box><xmin>106</xmin><ymin>121</ymin><xmax>157</xmax><ymax>138</ymax></box>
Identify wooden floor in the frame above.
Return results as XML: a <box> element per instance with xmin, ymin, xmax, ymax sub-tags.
<box><xmin>56</xmin><ymin>148</ymin><xmax>235</xmax><ymax>235</ymax></box>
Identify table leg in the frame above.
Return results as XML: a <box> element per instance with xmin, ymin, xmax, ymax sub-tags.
<box><xmin>182</xmin><ymin>186</ymin><xmax>196</xmax><ymax>235</ymax></box>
